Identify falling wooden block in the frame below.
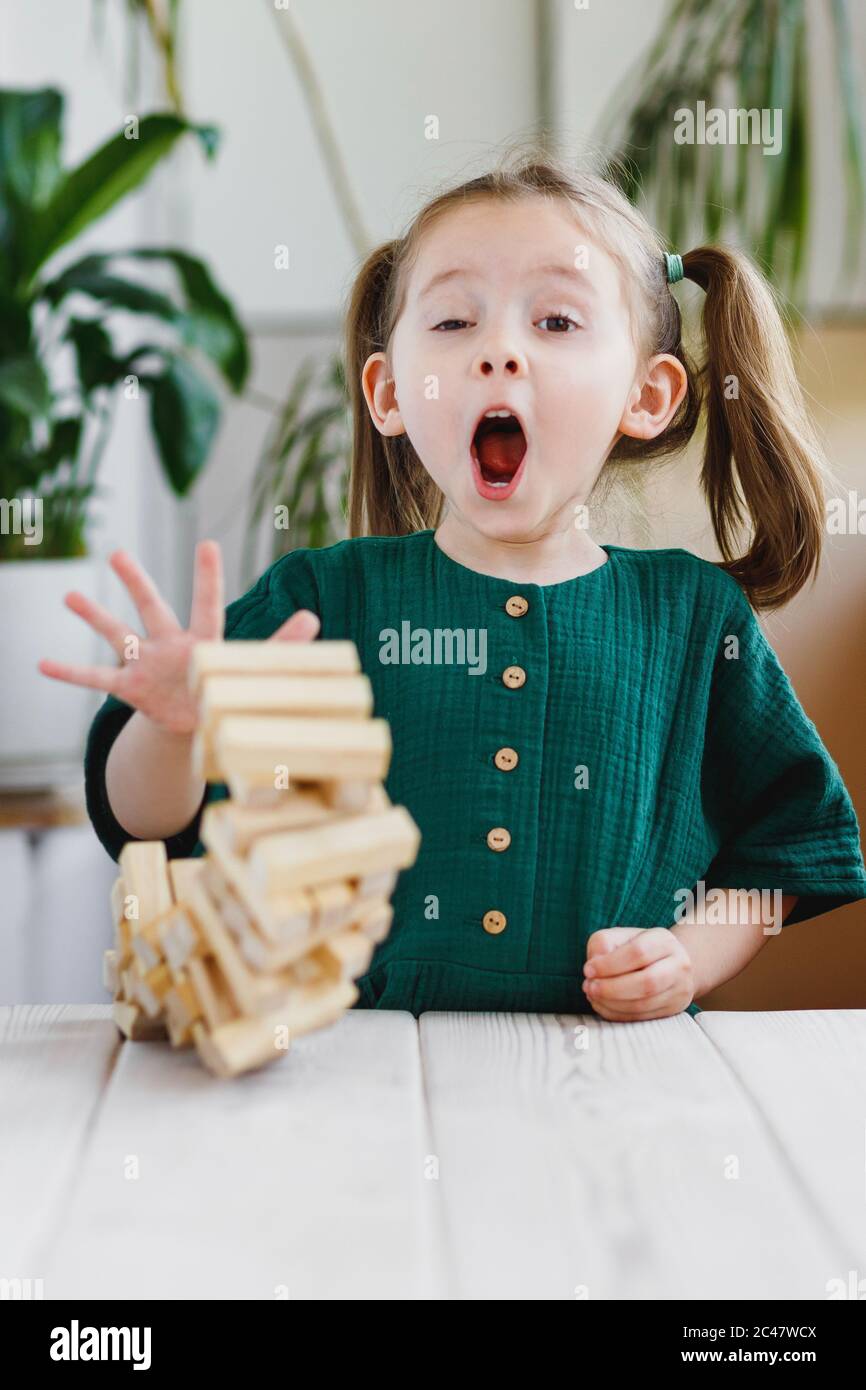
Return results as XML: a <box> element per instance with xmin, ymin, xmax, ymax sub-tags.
<box><xmin>318</xmin><ymin>780</ymin><xmax>375</xmax><ymax>813</ymax></box>
<box><xmin>113</xmin><ymin>999</ymin><xmax>168</xmax><ymax>1041</ymax></box>
<box><xmin>118</xmin><ymin>841</ymin><xmax>173</xmax><ymax>924</ymax></box>
<box><xmin>183</xmin><ymin>872</ymin><xmax>299</xmax><ymax>1017</ymax></box>
<box><xmin>191</xmin><ymin>979</ymin><xmax>358</xmax><ymax>1079</ymax></box>
<box><xmin>168</xmin><ymin>858</ymin><xmax>205</xmax><ymax>901</ymax></box>
<box><xmin>200</xmin><ymin>673</ymin><xmax>373</xmax><ymax>726</ymax></box>
<box><xmin>201</xmin><ymin>806</ymin><xmax>315</xmax><ymax>943</ymax></box>
<box><xmin>314</xmin><ymin>929</ymin><xmax>375</xmax><ymax>982</ymax></box>
<box><xmin>202</xmin><ymin>714</ymin><xmax>392</xmax><ymax>786</ymax></box>
<box><xmin>352</xmin><ymin>897</ymin><xmax>394</xmax><ymax>944</ymax></box>
<box><xmin>248</xmin><ymin>805</ymin><xmax>420</xmax><ymax>896</ymax></box>
<box><xmin>159</xmin><ymin>905</ymin><xmax>203</xmax><ymax>976</ymax></box>
<box><xmin>110</xmin><ymin>877</ymin><xmax>127</xmax><ymax>926</ymax></box>
<box><xmin>189</xmin><ymin>639</ymin><xmax>361</xmax><ymax>695</ymax></box>
<box><xmin>186</xmin><ymin>955</ymin><xmax>237</xmax><ymax>1032</ymax></box>
<box><xmin>164</xmin><ymin>975</ymin><xmax>202</xmax><ymax>1046</ymax></box>
<box><xmin>203</xmin><ymin>786</ymin><xmax>375</xmax><ymax>854</ymax></box>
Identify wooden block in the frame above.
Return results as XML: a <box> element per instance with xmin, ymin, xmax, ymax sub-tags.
<box><xmin>137</xmin><ymin>962</ymin><xmax>173</xmax><ymax>1018</ymax></box>
<box><xmin>118</xmin><ymin>841</ymin><xmax>172</xmax><ymax>924</ymax></box>
<box><xmin>191</xmin><ymin>979</ymin><xmax>358</xmax><ymax>1079</ymax></box>
<box><xmin>357</xmin><ymin>867</ymin><xmax>398</xmax><ymax>900</ymax></box>
<box><xmin>201</xmin><ymin>806</ymin><xmax>315</xmax><ymax>942</ymax></box>
<box><xmin>248</xmin><ymin>805</ymin><xmax>421</xmax><ymax>896</ymax></box>
<box><xmin>204</xmin><ymin>714</ymin><xmax>391</xmax><ymax>786</ymax></box>
<box><xmin>203</xmin><ymin>788</ymin><xmax>356</xmax><ymax>855</ymax></box>
<box><xmin>315</xmin><ymin>928</ymin><xmax>375</xmax><ymax>982</ymax></box>
<box><xmin>113</xmin><ymin>999</ymin><xmax>168</xmax><ymax>1042</ymax></box>
<box><xmin>352</xmin><ymin>897</ymin><xmax>394</xmax><ymax>944</ymax></box>
<box><xmin>110</xmin><ymin>877</ymin><xmax>127</xmax><ymax>926</ymax></box>
<box><xmin>102</xmin><ymin>948</ymin><xmax>118</xmax><ymax>995</ymax></box>
<box><xmin>158</xmin><ymin>905</ymin><xmax>202</xmax><ymax>975</ymax></box>
<box><xmin>224</xmin><ymin>777</ymin><xmax>294</xmax><ymax>808</ymax></box>
<box><xmin>189</xmin><ymin>639</ymin><xmax>361</xmax><ymax>694</ymax></box>
<box><xmin>319</xmin><ymin>780</ymin><xmax>375</xmax><ymax>813</ymax></box>
<box><xmin>186</xmin><ymin>955</ymin><xmax>237</xmax><ymax>1031</ymax></box>
<box><xmin>168</xmin><ymin>858</ymin><xmax>205</xmax><ymax>902</ymax></box>
<box><xmin>200</xmin><ymin>673</ymin><xmax>373</xmax><ymax>726</ymax></box>
<box><xmin>184</xmin><ymin>872</ymin><xmax>299</xmax><ymax>1016</ymax></box>
<box><xmin>130</xmin><ymin>920</ymin><xmax>165</xmax><ymax>972</ymax></box>
<box><xmin>164</xmin><ymin>975</ymin><xmax>202</xmax><ymax>1044</ymax></box>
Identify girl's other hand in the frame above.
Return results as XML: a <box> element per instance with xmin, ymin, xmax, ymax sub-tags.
<box><xmin>582</xmin><ymin>926</ymin><xmax>695</xmax><ymax>1020</ymax></box>
<box><xmin>38</xmin><ymin>541</ymin><xmax>321</xmax><ymax>735</ymax></box>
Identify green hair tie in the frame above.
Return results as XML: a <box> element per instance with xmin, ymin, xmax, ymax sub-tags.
<box><xmin>665</xmin><ymin>252</ymin><xmax>684</xmax><ymax>284</ymax></box>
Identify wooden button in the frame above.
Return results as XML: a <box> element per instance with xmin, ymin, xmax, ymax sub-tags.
<box><xmin>482</xmin><ymin>910</ymin><xmax>507</xmax><ymax>935</ymax></box>
<box><xmin>486</xmin><ymin>827</ymin><xmax>511</xmax><ymax>852</ymax></box>
<box><xmin>494</xmin><ymin>747</ymin><xmax>518</xmax><ymax>771</ymax></box>
<box><xmin>502</xmin><ymin>665</ymin><xmax>526</xmax><ymax>688</ymax></box>
<box><xmin>505</xmin><ymin>594</ymin><xmax>529</xmax><ymax>617</ymax></box>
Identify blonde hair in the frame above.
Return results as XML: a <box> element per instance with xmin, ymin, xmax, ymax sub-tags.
<box><xmin>344</xmin><ymin>148</ymin><xmax>829</xmax><ymax>611</ymax></box>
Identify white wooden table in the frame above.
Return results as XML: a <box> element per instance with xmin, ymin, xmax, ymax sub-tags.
<box><xmin>2</xmin><ymin>1006</ymin><xmax>863</xmax><ymax>1300</ymax></box>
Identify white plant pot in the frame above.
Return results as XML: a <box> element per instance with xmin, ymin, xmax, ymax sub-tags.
<box><xmin>0</xmin><ymin>557</ymin><xmax>102</xmax><ymax>790</ymax></box>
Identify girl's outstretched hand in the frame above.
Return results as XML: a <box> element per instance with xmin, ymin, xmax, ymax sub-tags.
<box><xmin>582</xmin><ymin>926</ymin><xmax>695</xmax><ymax>1020</ymax></box>
<box><xmin>38</xmin><ymin>540</ymin><xmax>321</xmax><ymax>736</ymax></box>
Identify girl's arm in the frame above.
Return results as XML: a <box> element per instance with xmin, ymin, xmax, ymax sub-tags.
<box><xmin>105</xmin><ymin>715</ymin><xmax>205</xmax><ymax>841</ymax></box>
<box><xmin>671</xmin><ymin>890</ymin><xmax>799</xmax><ymax>998</ymax></box>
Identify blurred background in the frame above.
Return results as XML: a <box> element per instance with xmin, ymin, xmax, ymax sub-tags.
<box><xmin>1</xmin><ymin>0</ymin><xmax>864</xmax><ymax>1008</ymax></box>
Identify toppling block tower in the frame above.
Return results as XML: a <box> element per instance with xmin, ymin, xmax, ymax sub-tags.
<box><xmin>104</xmin><ymin>639</ymin><xmax>421</xmax><ymax>1077</ymax></box>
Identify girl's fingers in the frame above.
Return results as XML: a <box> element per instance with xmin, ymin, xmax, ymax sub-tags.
<box><xmin>269</xmin><ymin>609</ymin><xmax>321</xmax><ymax>642</ymax></box>
<box><xmin>38</xmin><ymin>658</ymin><xmax>121</xmax><ymax>696</ymax></box>
<box><xmin>188</xmin><ymin>539</ymin><xmax>225</xmax><ymax>640</ymax></box>
<box><xmin>109</xmin><ymin>550</ymin><xmax>181</xmax><ymax>638</ymax></box>
<box><xmin>586</xmin><ymin>957</ymin><xmax>675</xmax><ymax>1003</ymax></box>
<box><xmin>584</xmin><ymin>928</ymin><xmax>671</xmax><ymax>979</ymax></box>
<box><xmin>64</xmin><ymin>590</ymin><xmax>136</xmax><ymax>658</ymax></box>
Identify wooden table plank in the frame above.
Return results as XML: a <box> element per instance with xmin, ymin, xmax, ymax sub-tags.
<box><xmin>419</xmin><ymin>1011</ymin><xmax>845</xmax><ymax>1300</ymax></box>
<box><xmin>0</xmin><ymin>1005</ymin><xmax>120</xmax><ymax>1276</ymax></box>
<box><xmin>696</xmin><ymin>1009</ymin><xmax>866</xmax><ymax>1281</ymax></box>
<box><xmin>41</xmin><ymin>1008</ymin><xmax>436</xmax><ymax>1299</ymax></box>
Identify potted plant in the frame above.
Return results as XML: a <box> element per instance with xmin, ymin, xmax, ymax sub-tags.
<box><xmin>0</xmin><ymin>87</ymin><xmax>248</xmax><ymax>788</ymax></box>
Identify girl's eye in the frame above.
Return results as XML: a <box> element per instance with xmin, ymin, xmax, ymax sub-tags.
<box><xmin>432</xmin><ymin>319</ymin><xmax>470</xmax><ymax>331</ymax></box>
<box><xmin>536</xmin><ymin>313</ymin><xmax>581</xmax><ymax>333</ymax></box>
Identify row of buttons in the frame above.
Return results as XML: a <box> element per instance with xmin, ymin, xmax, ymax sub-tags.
<box><xmin>483</xmin><ymin>595</ymin><xmax>528</xmax><ymax>936</ymax></box>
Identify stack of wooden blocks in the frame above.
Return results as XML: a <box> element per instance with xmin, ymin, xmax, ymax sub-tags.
<box><xmin>103</xmin><ymin>639</ymin><xmax>421</xmax><ymax>1077</ymax></box>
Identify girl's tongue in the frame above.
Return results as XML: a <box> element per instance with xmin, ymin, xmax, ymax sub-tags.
<box><xmin>475</xmin><ymin>419</ymin><xmax>527</xmax><ymax>481</ymax></box>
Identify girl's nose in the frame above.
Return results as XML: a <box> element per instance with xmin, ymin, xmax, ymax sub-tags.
<box><xmin>473</xmin><ymin>349</ymin><xmax>528</xmax><ymax>377</ymax></box>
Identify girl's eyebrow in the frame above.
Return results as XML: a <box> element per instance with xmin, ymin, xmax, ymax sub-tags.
<box><xmin>417</xmin><ymin>263</ymin><xmax>597</xmax><ymax>301</ymax></box>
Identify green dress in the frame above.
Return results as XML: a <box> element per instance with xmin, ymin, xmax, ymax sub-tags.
<box><xmin>84</xmin><ymin>529</ymin><xmax>866</xmax><ymax>1019</ymax></box>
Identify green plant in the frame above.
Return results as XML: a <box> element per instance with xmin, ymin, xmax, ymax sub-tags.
<box><xmin>241</xmin><ymin>355</ymin><xmax>351</xmax><ymax>588</ymax></box>
<box><xmin>0</xmin><ymin>87</ymin><xmax>249</xmax><ymax>559</ymax></box>
<box><xmin>598</xmin><ymin>0</ymin><xmax>866</xmax><ymax>303</ymax></box>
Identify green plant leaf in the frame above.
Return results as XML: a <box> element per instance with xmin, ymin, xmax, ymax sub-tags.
<box><xmin>41</xmin><ymin>256</ymin><xmax>180</xmax><ymax>319</ymax></box>
<box><xmin>117</xmin><ymin>247</ymin><xmax>249</xmax><ymax>389</ymax></box>
<box><xmin>142</xmin><ymin>354</ymin><xmax>220</xmax><ymax>496</ymax></box>
<box><xmin>0</xmin><ymin>353</ymin><xmax>51</xmax><ymax>416</ymax></box>
<box><xmin>0</xmin><ymin>88</ymin><xmax>64</xmax><ymax>211</ymax></box>
<box><xmin>20</xmin><ymin>113</ymin><xmax>216</xmax><ymax>285</ymax></box>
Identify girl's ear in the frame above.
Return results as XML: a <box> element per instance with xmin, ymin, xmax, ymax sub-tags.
<box><xmin>618</xmin><ymin>353</ymin><xmax>688</xmax><ymax>442</ymax></box>
<box><xmin>362</xmin><ymin>352</ymin><xmax>404</xmax><ymax>437</ymax></box>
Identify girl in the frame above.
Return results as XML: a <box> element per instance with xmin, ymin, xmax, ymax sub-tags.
<box><xmin>41</xmin><ymin>153</ymin><xmax>866</xmax><ymax>1021</ymax></box>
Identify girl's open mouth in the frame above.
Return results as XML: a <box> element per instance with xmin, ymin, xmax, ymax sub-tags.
<box><xmin>469</xmin><ymin>411</ymin><xmax>528</xmax><ymax>500</ymax></box>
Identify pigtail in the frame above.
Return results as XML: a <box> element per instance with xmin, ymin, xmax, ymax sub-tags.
<box><xmin>344</xmin><ymin>240</ymin><xmax>445</xmax><ymax>538</ymax></box>
<box><xmin>683</xmin><ymin>246</ymin><xmax>828</xmax><ymax>612</ymax></box>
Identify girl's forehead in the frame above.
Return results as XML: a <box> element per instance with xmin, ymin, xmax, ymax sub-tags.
<box><xmin>406</xmin><ymin>199</ymin><xmax>622</xmax><ymax>299</ymax></box>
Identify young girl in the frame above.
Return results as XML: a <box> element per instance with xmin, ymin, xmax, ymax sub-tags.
<box><xmin>41</xmin><ymin>153</ymin><xmax>866</xmax><ymax>1022</ymax></box>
